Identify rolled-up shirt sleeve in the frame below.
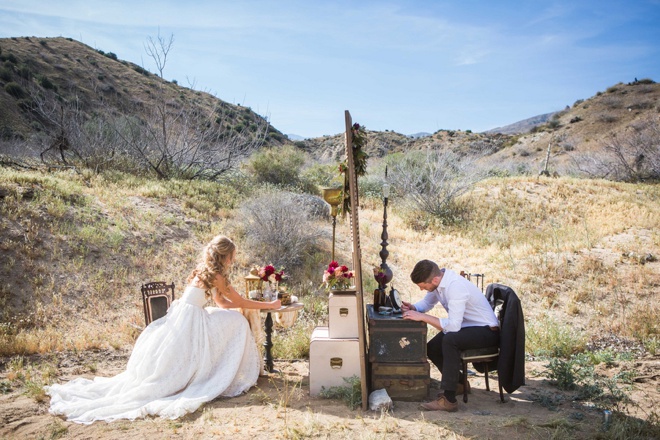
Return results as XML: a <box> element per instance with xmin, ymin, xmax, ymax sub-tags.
<box><xmin>440</xmin><ymin>295</ymin><xmax>468</xmax><ymax>332</ymax></box>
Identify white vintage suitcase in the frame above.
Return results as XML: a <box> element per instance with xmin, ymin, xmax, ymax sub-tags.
<box><xmin>309</xmin><ymin>326</ymin><xmax>361</xmax><ymax>396</ymax></box>
<box><xmin>328</xmin><ymin>292</ymin><xmax>359</xmax><ymax>339</ymax></box>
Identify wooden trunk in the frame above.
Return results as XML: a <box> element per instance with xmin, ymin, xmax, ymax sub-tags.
<box><xmin>366</xmin><ymin>305</ymin><xmax>427</xmax><ymax>363</ymax></box>
<box><xmin>370</xmin><ymin>361</ymin><xmax>430</xmax><ymax>401</ymax></box>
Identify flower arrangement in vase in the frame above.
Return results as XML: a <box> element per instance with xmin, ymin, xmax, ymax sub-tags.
<box><xmin>258</xmin><ymin>264</ymin><xmax>286</xmax><ymax>300</ymax></box>
<box><xmin>321</xmin><ymin>261</ymin><xmax>355</xmax><ymax>293</ymax></box>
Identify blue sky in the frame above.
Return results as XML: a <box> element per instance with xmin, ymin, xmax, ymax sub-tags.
<box><xmin>1</xmin><ymin>1</ymin><xmax>659</xmax><ymax>138</ymax></box>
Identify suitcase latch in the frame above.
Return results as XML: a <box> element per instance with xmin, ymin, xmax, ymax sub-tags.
<box><xmin>330</xmin><ymin>357</ymin><xmax>343</xmax><ymax>369</ymax></box>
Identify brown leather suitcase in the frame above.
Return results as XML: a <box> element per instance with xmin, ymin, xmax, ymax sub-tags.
<box><xmin>367</xmin><ymin>305</ymin><xmax>428</xmax><ymax>363</ymax></box>
<box><xmin>370</xmin><ymin>361</ymin><xmax>430</xmax><ymax>401</ymax></box>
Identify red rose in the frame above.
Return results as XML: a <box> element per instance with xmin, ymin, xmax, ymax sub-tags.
<box><xmin>339</xmin><ymin>265</ymin><xmax>348</xmax><ymax>273</ymax></box>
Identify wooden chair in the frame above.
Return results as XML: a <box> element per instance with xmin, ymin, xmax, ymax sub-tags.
<box><xmin>141</xmin><ymin>282</ymin><xmax>175</xmax><ymax>326</ymax></box>
<box><xmin>458</xmin><ymin>273</ymin><xmax>504</xmax><ymax>403</ymax></box>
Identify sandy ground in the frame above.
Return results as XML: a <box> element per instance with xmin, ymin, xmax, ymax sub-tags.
<box><xmin>1</xmin><ymin>348</ymin><xmax>658</xmax><ymax>439</ymax></box>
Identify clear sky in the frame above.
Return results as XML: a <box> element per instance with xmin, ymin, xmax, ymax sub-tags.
<box><xmin>1</xmin><ymin>1</ymin><xmax>659</xmax><ymax>138</ymax></box>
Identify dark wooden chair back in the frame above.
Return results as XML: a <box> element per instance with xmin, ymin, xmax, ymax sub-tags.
<box><xmin>141</xmin><ymin>281</ymin><xmax>175</xmax><ymax>326</ymax></box>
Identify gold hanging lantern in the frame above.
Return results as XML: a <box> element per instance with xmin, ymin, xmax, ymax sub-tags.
<box><xmin>245</xmin><ymin>268</ymin><xmax>263</xmax><ymax>300</ymax></box>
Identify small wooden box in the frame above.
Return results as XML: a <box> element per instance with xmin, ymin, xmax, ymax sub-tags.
<box><xmin>328</xmin><ymin>292</ymin><xmax>358</xmax><ymax>339</ymax></box>
<box><xmin>367</xmin><ymin>305</ymin><xmax>428</xmax><ymax>363</ymax></box>
<box><xmin>309</xmin><ymin>326</ymin><xmax>361</xmax><ymax>396</ymax></box>
<box><xmin>371</xmin><ymin>361</ymin><xmax>430</xmax><ymax>401</ymax></box>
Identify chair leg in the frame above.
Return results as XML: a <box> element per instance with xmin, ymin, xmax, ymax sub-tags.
<box><xmin>462</xmin><ymin>360</ymin><xmax>469</xmax><ymax>403</ymax></box>
<box><xmin>484</xmin><ymin>364</ymin><xmax>491</xmax><ymax>391</ymax></box>
<box><xmin>498</xmin><ymin>381</ymin><xmax>504</xmax><ymax>402</ymax></box>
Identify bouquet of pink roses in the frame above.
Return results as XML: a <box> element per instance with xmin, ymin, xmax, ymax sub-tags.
<box><xmin>322</xmin><ymin>261</ymin><xmax>355</xmax><ymax>292</ymax></box>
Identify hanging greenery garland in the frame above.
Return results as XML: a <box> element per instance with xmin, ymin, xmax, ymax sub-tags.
<box><xmin>340</xmin><ymin>123</ymin><xmax>368</xmax><ymax>217</ymax></box>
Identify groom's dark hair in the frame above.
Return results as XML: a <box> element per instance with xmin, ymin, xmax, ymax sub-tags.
<box><xmin>410</xmin><ymin>260</ymin><xmax>442</xmax><ymax>284</ymax></box>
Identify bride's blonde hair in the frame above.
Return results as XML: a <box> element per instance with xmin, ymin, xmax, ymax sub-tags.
<box><xmin>187</xmin><ymin>235</ymin><xmax>236</xmax><ymax>290</ymax></box>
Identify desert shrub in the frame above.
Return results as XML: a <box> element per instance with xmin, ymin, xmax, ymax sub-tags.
<box><xmin>548</xmin><ymin>119</ymin><xmax>561</xmax><ymax>129</ymax></box>
<box><xmin>572</xmin><ymin>116</ymin><xmax>660</xmax><ymax>182</ymax></box>
<box><xmin>105</xmin><ymin>52</ymin><xmax>118</xmax><ymax>60</ymax></box>
<box><xmin>1</xmin><ymin>53</ymin><xmax>18</xmax><ymax>64</ymax></box>
<box><xmin>545</xmin><ymin>353</ymin><xmax>633</xmax><ymax>411</ymax></box>
<box><xmin>300</xmin><ymin>162</ymin><xmax>338</xmax><ymax>190</ymax></box>
<box><xmin>389</xmin><ymin>149</ymin><xmax>485</xmax><ymax>224</ymax></box>
<box><xmin>318</xmin><ymin>375</ymin><xmax>362</xmax><ymax>409</ymax></box>
<box><xmin>133</xmin><ymin>65</ymin><xmax>149</xmax><ymax>76</ymax></box>
<box><xmin>598</xmin><ymin>114</ymin><xmax>618</xmax><ymax>124</ymax></box>
<box><xmin>244</xmin><ymin>145</ymin><xmax>306</xmax><ymax>187</ymax></box>
<box><xmin>38</xmin><ymin>75</ymin><xmax>57</xmax><ymax>91</ymax></box>
<box><xmin>0</xmin><ymin>67</ymin><xmax>11</xmax><ymax>81</ymax></box>
<box><xmin>526</xmin><ymin>317</ymin><xmax>587</xmax><ymax>358</ymax></box>
<box><xmin>240</xmin><ymin>190</ymin><xmax>327</xmax><ymax>271</ymax></box>
<box><xmin>17</xmin><ymin>64</ymin><xmax>31</xmax><ymax>79</ymax></box>
<box><xmin>569</xmin><ymin>116</ymin><xmax>582</xmax><ymax>123</ymax></box>
<box><xmin>4</xmin><ymin>82</ymin><xmax>25</xmax><ymax>98</ymax></box>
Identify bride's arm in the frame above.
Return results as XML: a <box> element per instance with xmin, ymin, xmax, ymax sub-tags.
<box><xmin>212</xmin><ymin>274</ymin><xmax>281</xmax><ymax>310</ymax></box>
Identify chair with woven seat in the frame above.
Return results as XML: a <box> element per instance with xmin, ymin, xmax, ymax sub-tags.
<box><xmin>141</xmin><ymin>281</ymin><xmax>175</xmax><ymax>326</ymax></box>
<box><xmin>459</xmin><ymin>346</ymin><xmax>503</xmax><ymax>403</ymax></box>
<box><xmin>459</xmin><ymin>282</ymin><xmax>525</xmax><ymax>404</ymax></box>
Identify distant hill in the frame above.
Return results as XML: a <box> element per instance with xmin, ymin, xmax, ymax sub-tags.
<box><xmin>484</xmin><ymin>111</ymin><xmax>559</xmax><ymax>135</ymax></box>
<box><xmin>0</xmin><ymin>36</ymin><xmax>286</xmax><ymax>163</ymax></box>
<box><xmin>1</xmin><ymin>36</ymin><xmax>658</xmax><ymax>178</ymax></box>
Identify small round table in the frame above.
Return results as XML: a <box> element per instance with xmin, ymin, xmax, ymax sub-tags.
<box><xmin>260</xmin><ymin>302</ymin><xmax>304</xmax><ymax>373</ymax></box>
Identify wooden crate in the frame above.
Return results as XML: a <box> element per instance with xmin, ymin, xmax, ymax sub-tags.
<box><xmin>309</xmin><ymin>326</ymin><xmax>361</xmax><ymax>396</ymax></box>
<box><xmin>328</xmin><ymin>292</ymin><xmax>359</xmax><ymax>339</ymax></box>
<box><xmin>371</xmin><ymin>361</ymin><xmax>430</xmax><ymax>401</ymax></box>
<box><xmin>367</xmin><ymin>305</ymin><xmax>428</xmax><ymax>363</ymax></box>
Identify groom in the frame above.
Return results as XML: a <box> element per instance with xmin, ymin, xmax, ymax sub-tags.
<box><xmin>401</xmin><ymin>260</ymin><xmax>500</xmax><ymax>412</ymax></box>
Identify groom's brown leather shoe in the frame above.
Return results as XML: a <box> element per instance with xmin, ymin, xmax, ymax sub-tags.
<box><xmin>421</xmin><ymin>395</ymin><xmax>458</xmax><ymax>412</ymax></box>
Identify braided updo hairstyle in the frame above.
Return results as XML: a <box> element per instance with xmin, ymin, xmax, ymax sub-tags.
<box><xmin>187</xmin><ymin>235</ymin><xmax>236</xmax><ymax>290</ymax></box>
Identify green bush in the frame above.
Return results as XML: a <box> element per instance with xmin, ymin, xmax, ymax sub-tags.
<box><xmin>4</xmin><ymin>82</ymin><xmax>26</xmax><ymax>99</ymax></box>
<box><xmin>38</xmin><ymin>75</ymin><xmax>57</xmax><ymax>91</ymax></box>
<box><xmin>318</xmin><ymin>375</ymin><xmax>362</xmax><ymax>409</ymax></box>
<box><xmin>0</xmin><ymin>67</ymin><xmax>11</xmax><ymax>81</ymax></box>
<box><xmin>526</xmin><ymin>317</ymin><xmax>587</xmax><ymax>358</ymax></box>
<box><xmin>1</xmin><ymin>53</ymin><xmax>18</xmax><ymax>64</ymax></box>
<box><xmin>244</xmin><ymin>145</ymin><xmax>306</xmax><ymax>187</ymax></box>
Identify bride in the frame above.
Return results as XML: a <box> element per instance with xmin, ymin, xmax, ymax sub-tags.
<box><xmin>46</xmin><ymin>235</ymin><xmax>281</xmax><ymax>424</ymax></box>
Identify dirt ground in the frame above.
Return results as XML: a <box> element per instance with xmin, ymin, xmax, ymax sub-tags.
<box><xmin>1</xmin><ymin>348</ymin><xmax>658</xmax><ymax>439</ymax></box>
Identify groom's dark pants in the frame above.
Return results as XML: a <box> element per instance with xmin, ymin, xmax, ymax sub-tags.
<box><xmin>427</xmin><ymin>326</ymin><xmax>500</xmax><ymax>391</ymax></box>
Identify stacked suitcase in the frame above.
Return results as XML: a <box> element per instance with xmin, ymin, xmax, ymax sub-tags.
<box><xmin>367</xmin><ymin>305</ymin><xmax>430</xmax><ymax>401</ymax></box>
<box><xmin>309</xmin><ymin>292</ymin><xmax>362</xmax><ymax>396</ymax></box>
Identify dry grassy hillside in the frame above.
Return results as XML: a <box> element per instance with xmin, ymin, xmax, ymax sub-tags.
<box><xmin>1</xmin><ymin>166</ymin><xmax>659</xmax><ymax>438</ymax></box>
<box><xmin>1</xmin><ymin>167</ymin><xmax>658</xmax><ymax>353</ymax></box>
<box><xmin>0</xmin><ymin>36</ymin><xmax>285</xmax><ymax>146</ymax></box>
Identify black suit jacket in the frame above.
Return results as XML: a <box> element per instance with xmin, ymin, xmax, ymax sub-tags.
<box><xmin>480</xmin><ymin>283</ymin><xmax>526</xmax><ymax>393</ymax></box>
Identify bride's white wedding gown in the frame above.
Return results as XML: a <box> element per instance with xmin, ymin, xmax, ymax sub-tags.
<box><xmin>46</xmin><ymin>286</ymin><xmax>261</xmax><ymax>424</ymax></box>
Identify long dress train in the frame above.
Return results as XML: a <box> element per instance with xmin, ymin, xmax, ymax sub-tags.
<box><xmin>45</xmin><ymin>286</ymin><xmax>261</xmax><ymax>424</ymax></box>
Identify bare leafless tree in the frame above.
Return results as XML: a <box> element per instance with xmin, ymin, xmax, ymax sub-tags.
<box><xmin>572</xmin><ymin>116</ymin><xmax>660</xmax><ymax>182</ymax></box>
<box><xmin>110</xmin><ymin>32</ymin><xmax>269</xmax><ymax>180</ymax></box>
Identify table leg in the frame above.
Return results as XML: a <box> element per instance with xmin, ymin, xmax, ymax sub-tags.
<box><xmin>264</xmin><ymin>311</ymin><xmax>274</xmax><ymax>373</ymax></box>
